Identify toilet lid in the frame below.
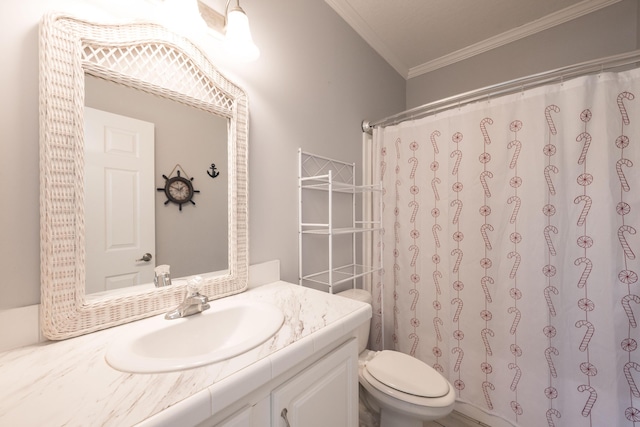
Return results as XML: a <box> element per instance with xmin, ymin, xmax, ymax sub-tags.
<box><xmin>365</xmin><ymin>350</ymin><xmax>449</xmax><ymax>398</ymax></box>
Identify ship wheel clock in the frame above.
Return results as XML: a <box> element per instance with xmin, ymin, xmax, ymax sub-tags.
<box><xmin>157</xmin><ymin>168</ymin><xmax>200</xmax><ymax>211</ymax></box>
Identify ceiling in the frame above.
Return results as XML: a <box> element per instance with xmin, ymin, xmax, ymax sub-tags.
<box><xmin>324</xmin><ymin>0</ymin><xmax>621</xmax><ymax>79</ymax></box>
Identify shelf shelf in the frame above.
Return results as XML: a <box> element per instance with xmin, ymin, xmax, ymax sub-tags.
<box><xmin>298</xmin><ymin>149</ymin><xmax>383</xmax><ymax>294</ymax></box>
<box><xmin>300</xmin><ymin>177</ymin><xmax>382</xmax><ymax>194</ymax></box>
<box><xmin>301</xmin><ymin>226</ymin><xmax>383</xmax><ymax>235</ymax></box>
<box><xmin>301</xmin><ymin>264</ymin><xmax>383</xmax><ymax>288</ymax></box>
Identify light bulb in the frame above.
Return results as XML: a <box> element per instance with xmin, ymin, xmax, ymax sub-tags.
<box><xmin>225</xmin><ymin>7</ymin><xmax>260</xmax><ymax>62</ymax></box>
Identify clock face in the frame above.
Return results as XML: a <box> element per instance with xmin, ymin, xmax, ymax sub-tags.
<box><xmin>157</xmin><ymin>172</ymin><xmax>200</xmax><ymax>211</ymax></box>
<box><xmin>167</xmin><ymin>177</ymin><xmax>192</xmax><ymax>203</ymax></box>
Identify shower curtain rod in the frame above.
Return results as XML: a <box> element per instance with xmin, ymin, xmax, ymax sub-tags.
<box><xmin>362</xmin><ymin>49</ymin><xmax>640</xmax><ymax>133</ymax></box>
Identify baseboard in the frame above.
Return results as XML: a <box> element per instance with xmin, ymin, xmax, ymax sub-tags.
<box><xmin>0</xmin><ymin>304</ymin><xmax>42</xmax><ymax>353</ymax></box>
<box><xmin>454</xmin><ymin>402</ymin><xmax>515</xmax><ymax>427</ymax></box>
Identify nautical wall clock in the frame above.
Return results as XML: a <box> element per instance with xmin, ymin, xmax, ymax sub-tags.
<box><xmin>157</xmin><ymin>166</ymin><xmax>200</xmax><ymax>211</ymax></box>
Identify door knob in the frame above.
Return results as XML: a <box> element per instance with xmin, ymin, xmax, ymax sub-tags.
<box><xmin>136</xmin><ymin>253</ymin><xmax>152</xmax><ymax>262</ymax></box>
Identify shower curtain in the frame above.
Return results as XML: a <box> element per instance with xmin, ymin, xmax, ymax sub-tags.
<box><xmin>369</xmin><ymin>68</ymin><xmax>640</xmax><ymax>426</ymax></box>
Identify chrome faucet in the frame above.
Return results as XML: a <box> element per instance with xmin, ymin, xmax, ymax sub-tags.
<box><xmin>165</xmin><ymin>276</ymin><xmax>210</xmax><ymax>320</ymax></box>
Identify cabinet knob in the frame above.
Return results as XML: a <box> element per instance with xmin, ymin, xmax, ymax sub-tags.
<box><xmin>280</xmin><ymin>408</ymin><xmax>291</xmax><ymax>427</ymax></box>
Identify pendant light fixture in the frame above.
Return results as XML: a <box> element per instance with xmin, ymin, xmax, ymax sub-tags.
<box><xmin>224</xmin><ymin>0</ymin><xmax>260</xmax><ymax>62</ymax></box>
<box><xmin>162</xmin><ymin>0</ymin><xmax>208</xmax><ymax>38</ymax></box>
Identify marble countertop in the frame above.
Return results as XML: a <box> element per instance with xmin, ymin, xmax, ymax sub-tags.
<box><xmin>0</xmin><ymin>281</ymin><xmax>370</xmax><ymax>426</ymax></box>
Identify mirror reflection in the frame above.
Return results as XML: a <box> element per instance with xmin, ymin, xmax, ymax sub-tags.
<box><xmin>84</xmin><ymin>75</ymin><xmax>228</xmax><ymax>295</ymax></box>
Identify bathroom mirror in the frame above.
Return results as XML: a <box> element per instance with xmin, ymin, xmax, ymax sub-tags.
<box><xmin>83</xmin><ymin>75</ymin><xmax>229</xmax><ymax>294</ymax></box>
<box><xmin>39</xmin><ymin>12</ymin><xmax>248</xmax><ymax>339</ymax></box>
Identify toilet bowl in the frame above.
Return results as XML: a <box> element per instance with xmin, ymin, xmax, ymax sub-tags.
<box><xmin>339</xmin><ymin>289</ymin><xmax>455</xmax><ymax>427</ymax></box>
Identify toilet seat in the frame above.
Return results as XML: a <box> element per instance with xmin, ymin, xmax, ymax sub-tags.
<box><xmin>364</xmin><ymin>351</ymin><xmax>450</xmax><ymax>400</ymax></box>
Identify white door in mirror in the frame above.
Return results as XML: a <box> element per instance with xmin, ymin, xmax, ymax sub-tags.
<box><xmin>105</xmin><ymin>299</ymin><xmax>284</xmax><ymax>373</ymax></box>
<box><xmin>84</xmin><ymin>107</ymin><xmax>156</xmax><ymax>293</ymax></box>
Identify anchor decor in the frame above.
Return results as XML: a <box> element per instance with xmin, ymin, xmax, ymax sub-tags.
<box><xmin>157</xmin><ymin>164</ymin><xmax>200</xmax><ymax>211</ymax></box>
<box><xmin>207</xmin><ymin>163</ymin><xmax>220</xmax><ymax>178</ymax></box>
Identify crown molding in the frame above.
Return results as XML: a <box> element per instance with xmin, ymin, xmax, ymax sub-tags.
<box><xmin>408</xmin><ymin>0</ymin><xmax>622</xmax><ymax>79</ymax></box>
<box><xmin>324</xmin><ymin>0</ymin><xmax>622</xmax><ymax>80</ymax></box>
<box><xmin>323</xmin><ymin>0</ymin><xmax>409</xmax><ymax>77</ymax></box>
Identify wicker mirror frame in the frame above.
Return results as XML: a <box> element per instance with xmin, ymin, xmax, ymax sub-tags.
<box><xmin>39</xmin><ymin>12</ymin><xmax>248</xmax><ymax>340</ymax></box>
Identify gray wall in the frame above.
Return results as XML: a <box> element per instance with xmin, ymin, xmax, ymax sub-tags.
<box><xmin>3</xmin><ymin>0</ymin><xmax>636</xmax><ymax>311</ymax></box>
<box><xmin>230</xmin><ymin>0</ymin><xmax>405</xmax><ymax>289</ymax></box>
<box><xmin>406</xmin><ymin>0</ymin><xmax>640</xmax><ymax>108</ymax></box>
<box><xmin>0</xmin><ymin>0</ymin><xmax>404</xmax><ymax>309</ymax></box>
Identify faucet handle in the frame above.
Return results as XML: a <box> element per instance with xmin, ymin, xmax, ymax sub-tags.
<box><xmin>186</xmin><ymin>275</ymin><xmax>204</xmax><ymax>295</ymax></box>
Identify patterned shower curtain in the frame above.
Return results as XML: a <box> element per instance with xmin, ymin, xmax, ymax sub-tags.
<box><xmin>369</xmin><ymin>68</ymin><xmax>640</xmax><ymax>426</ymax></box>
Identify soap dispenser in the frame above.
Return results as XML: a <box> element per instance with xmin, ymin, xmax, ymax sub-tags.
<box><xmin>154</xmin><ymin>264</ymin><xmax>172</xmax><ymax>287</ymax></box>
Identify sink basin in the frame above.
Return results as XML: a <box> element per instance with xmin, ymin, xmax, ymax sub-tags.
<box><xmin>106</xmin><ymin>299</ymin><xmax>284</xmax><ymax>373</ymax></box>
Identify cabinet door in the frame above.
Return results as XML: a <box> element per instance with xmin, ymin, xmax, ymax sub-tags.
<box><xmin>215</xmin><ymin>406</ymin><xmax>251</xmax><ymax>427</ymax></box>
<box><xmin>214</xmin><ymin>396</ymin><xmax>270</xmax><ymax>427</ymax></box>
<box><xmin>272</xmin><ymin>339</ymin><xmax>358</xmax><ymax>427</ymax></box>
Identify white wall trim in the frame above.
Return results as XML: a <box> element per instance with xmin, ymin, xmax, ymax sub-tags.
<box><xmin>324</xmin><ymin>0</ymin><xmax>622</xmax><ymax>80</ymax></box>
<box><xmin>0</xmin><ymin>305</ymin><xmax>42</xmax><ymax>353</ymax></box>
<box><xmin>407</xmin><ymin>0</ymin><xmax>623</xmax><ymax>79</ymax></box>
<box><xmin>248</xmin><ymin>259</ymin><xmax>281</xmax><ymax>289</ymax></box>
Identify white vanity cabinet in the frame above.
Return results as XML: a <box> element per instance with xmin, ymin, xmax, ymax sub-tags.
<box><xmin>272</xmin><ymin>339</ymin><xmax>358</xmax><ymax>427</ymax></box>
<box><xmin>214</xmin><ymin>397</ymin><xmax>270</xmax><ymax>427</ymax></box>
<box><xmin>212</xmin><ymin>338</ymin><xmax>358</xmax><ymax>427</ymax></box>
<box><xmin>0</xmin><ymin>282</ymin><xmax>370</xmax><ymax>427</ymax></box>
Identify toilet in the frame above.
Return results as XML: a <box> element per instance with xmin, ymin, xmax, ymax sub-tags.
<box><xmin>338</xmin><ymin>289</ymin><xmax>455</xmax><ymax>427</ymax></box>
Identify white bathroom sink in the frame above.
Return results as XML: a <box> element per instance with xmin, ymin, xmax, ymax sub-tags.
<box><xmin>106</xmin><ymin>299</ymin><xmax>284</xmax><ymax>373</ymax></box>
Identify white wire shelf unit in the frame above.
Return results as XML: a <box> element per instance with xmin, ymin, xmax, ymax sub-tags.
<box><xmin>298</xmin><ymin>149</ymin><xmax>382</xmax><ymax>294</ymax></box>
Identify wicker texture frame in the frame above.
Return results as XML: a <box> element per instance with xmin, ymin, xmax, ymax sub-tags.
<box><xmin>39</xmin><ymin>12</ymin><xmax>248</xmax><ymax>340</ymax></box>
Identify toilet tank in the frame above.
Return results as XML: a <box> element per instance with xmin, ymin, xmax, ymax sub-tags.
<box><xmin>337</xmin><ymin>289</ymin><xmax>372</xmax><ymax>353</ymax></box>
